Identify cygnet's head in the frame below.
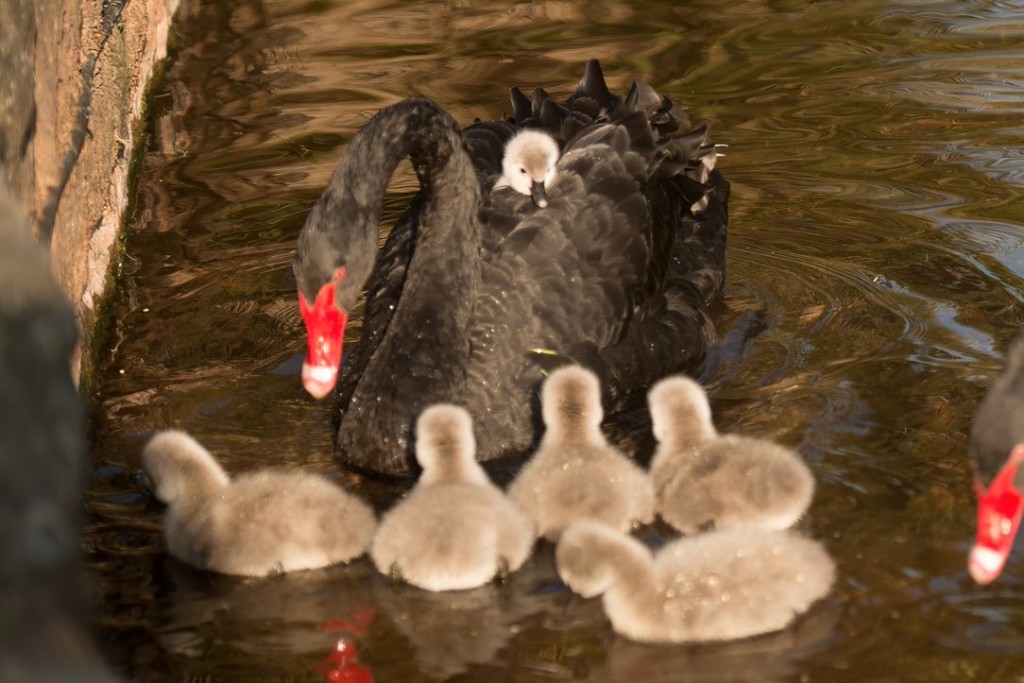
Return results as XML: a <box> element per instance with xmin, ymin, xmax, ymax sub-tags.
<box><xmin>556</xmin><ymin>521</ymin><xmax>643</xmax><ymax>598</ymax></box>
<box><xmin>647</xmin><ymin>375</ymin><xmax>715</xmax><ymax>444</ymax></box>
<box><xmin>541</xmin><ymin>365</ymin><xmax>604</xmax><ymax>433</ymax></box>
<box><xmin>140</xmin><ymin>429</ymin><xmax>231</xmax><ymax>505</ymax></box>
<box><xmin>502</xmin><ymin>129</ymin><xmax>560</xmax><ymax>208</ymax></box>
<box><xmin>414</xmin><ymin>404</ymin><xmax>485</xmax><ymax>484</ymax></box>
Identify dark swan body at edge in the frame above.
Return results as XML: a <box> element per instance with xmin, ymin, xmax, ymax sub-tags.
<box><xmin>293</xmin><ymin>61</ymin><xmax>729</xmax><ymax>477</ymax></box>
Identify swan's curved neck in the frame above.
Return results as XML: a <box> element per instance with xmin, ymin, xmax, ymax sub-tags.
<box><xmin>296</xmin><ymin>98</ymin><xmax>481</xmax><ymax>305</ymax></box>
<box><xmin>297</xmin><ymin>99</ymin><xmax>483</xmax><ymax>470</ymax></box>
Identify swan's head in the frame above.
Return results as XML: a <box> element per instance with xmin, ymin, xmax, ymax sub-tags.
<box><xmin>502</xmin><ymin>130</ymin><xmax>560</xmax><ymax>208</ymax></box>
<box><xmin>556</xmin><ymin>522</ymin><xmax>631</xmax><ymax>598</ymax></box>
<box><xmin>295</xmin><ymin>264</ymin><xmax>349</xmax><ymax>400</ymax></box>
<box><xmin>141</xmin><ymin>430</ymin><xmax>230</xmax><ymax>505</ymax></box>
<box><xmin>971</xmin><ymin>444</ymin><xmax>1024</xmax><ymax>584</ymax></box>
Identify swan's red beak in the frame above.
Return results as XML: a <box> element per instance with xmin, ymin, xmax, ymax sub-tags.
<box><xmin>298</xmin><ymin>268</ymin><xmax>347</xmax><ymax>400</ymax></box>
<box><xmin>970</xmin><ymin>444</ymin><xmax>1024</xmax><ymax>585</ymax></box>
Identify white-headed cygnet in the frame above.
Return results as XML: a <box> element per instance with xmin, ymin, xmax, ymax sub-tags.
<box><xmin>370</xmin><ymin>404</ymin><xmax>535</xmax><ymax>591</ymax></box>
<box><xmin>141</xmin><ymin>430</ymin><xmax>376</xmax><ymax>577</ymax></box>
<box><xmin>555</xmin><ymin>521</ymin><xmax>836</xmax><ymax>644</ymax></box>
<box><xmin>496</xmin><ymin>129</ymin><xmax>560</xmax><ymax>207</ymax></box>
<box><xmin>508</xmin><ymin>365</ymin><xmax>655</xmax><ymax>540</ymax></box>
<box><xmin>647</xmin><ymin>375</ymin><xmax>815</xmax><ymax>535</ymax></box>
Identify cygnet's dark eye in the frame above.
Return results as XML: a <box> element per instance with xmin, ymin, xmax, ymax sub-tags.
<box><xmin>520</xmin><ymin>168</ymin><xmax>527</xmax><ymax>174</ymax></box>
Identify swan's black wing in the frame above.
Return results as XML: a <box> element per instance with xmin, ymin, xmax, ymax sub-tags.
<box><xmin>564</xmin><ymin>169</ymin><xmax>729</xmax><ymax>412</ymax></box>
<box><xmin>508</xmin><ymin>62</ymin><xmax>728</xmax><ymax>412</ymax></box>
<box><xmin>468</xmin><ymin>131</ymin><xmax>654</xmax><ymax>461</ymax></box>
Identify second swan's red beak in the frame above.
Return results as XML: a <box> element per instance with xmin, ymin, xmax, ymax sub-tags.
<box><xmin>298</xmin><ymin>268</ymin><xmax>347</xmax><ymax>400</ymax></box>
<box><xmin>970</xmin><ymin>444</ymin><xmax>1024</xmax><ymax>584</ymax></box>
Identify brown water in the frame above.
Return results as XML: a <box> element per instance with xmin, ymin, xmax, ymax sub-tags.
<box><xmin>86</xmin><ymin>0</ymin><xmax>1024</xmax><ymax>680</ymax></box>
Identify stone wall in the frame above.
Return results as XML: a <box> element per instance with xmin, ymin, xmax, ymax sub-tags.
<box><xmin>0</xmin><ymin>0</ymin><xmax>180</xmax><ymax>385</ymax></box>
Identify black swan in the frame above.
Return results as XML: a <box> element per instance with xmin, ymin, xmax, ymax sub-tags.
<box><xmin>555</xmin><ymin>521</ymin><xmax>836</xmax><ymax>644</ymax></box>
<box><xmin>141</xmin><ymin>430</ymin><xmax>376</xmax><ymax>576</ymax></box>
<box><xmin>369</xmin><ymin>404</ymin><xmax>534</xmax><ymax>591</ymax></box>
<box><xmin>293</xmin><ymin>60</ymin><xmax>729</xmax><ymax>477</ymax></box>
<box><xmin>647</xmin><ymin>375</ymin><xmax>815</xmax><ymax>534</ymax></box>
<box><xmin>507</xmin><ymin>364</ymin><xmax>655</xmax><ymax>539</ymax></box>
<box><xmin>968</xmin><ymin>331</ymin><xmax>1024</xmax><ymax>584</ymax></box>
<box><xmin>494</xmin><ymin>129</ymin><xmax>560</xmax><ymax>207</ymax></box>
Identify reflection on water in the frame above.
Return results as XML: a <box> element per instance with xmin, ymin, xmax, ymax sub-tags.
<box><xmin>87</xmin><ymin>0</ymin><xmax>1024</xmax><ymax>680</ymax></box>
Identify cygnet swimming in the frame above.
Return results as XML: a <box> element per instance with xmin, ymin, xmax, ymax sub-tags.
<box><xmin>508</xmin><ymin>365</ymin><xmax>655</xmax><ymax>539</ymax></box>
<box><xmin>141</xmin><ymin>429</ymin><xmax>376</xmax><ymax>577</ymax></box>
<box><xmin>647</xmin><ymin>375</ymin><xmax>815</xmax><ymax>534</ymax></box>
<box><xmin>370</xmin><ymin>404</ymin><xmax>535</xmax><ymax>591</ymax></box>
<box><xmin>555</xmin><ymin>521</ymin><xmax>836</xmax><ymax>644</ymax></box>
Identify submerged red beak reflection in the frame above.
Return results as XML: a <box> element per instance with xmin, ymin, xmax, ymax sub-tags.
<box><xmin>970</xmin><ymin>444</ymin><xmax>1024</xmax><ymax>585</ymax></box>
<box><xmin>298</xmin><ymin>268</ymin><xmax>347</xmax><ymax>400</ymax></box>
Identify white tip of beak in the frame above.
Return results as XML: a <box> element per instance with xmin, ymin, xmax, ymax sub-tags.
<box><xmin>302</xmin><ymin>362</ymin><xmax>338</xmax><ymax>400</ymax></box>
<box><xmin>969</xmin><ymin>545</ymin><xmax>1004</xmax><ymax>585</ymax></box>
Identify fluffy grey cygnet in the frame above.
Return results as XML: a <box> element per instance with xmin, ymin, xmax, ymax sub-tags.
<box><xmin>370</xmin><ymin>404</ymin><xmax>535</xmax><ymax>591</ymax></box>
<box><xmin>495</xmin><ymin>129</ymin><xmax>560</xmax><ymax>207</ymax></box>
<box><xmin>556</xmin><ymin>521</ymin><xmax>835</xmax><ymax>644</ymax></box>
<box><xmin>141</xmin><ymin>430</ymin><xmax>376</xmax><ymax>577</ymax></box>
<box><xmin>508</xmin><ymin>365</ymin><xmax>655</xmax><ymax>540</ymax></box>
<box><xmin>647</xmin><ymin>375</ymin><xmax>815</xmax><ymax>534</ymax></box>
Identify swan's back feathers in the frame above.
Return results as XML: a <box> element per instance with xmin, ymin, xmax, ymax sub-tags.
<box><xmin>463</xmin><ymin>119</ymin><xmax>517</xmax><ymax>190</ymax></box>
<box><xmin>563</xmin><ymin>169</ymin><xmax>729</xmax><ymax>412</ymax></box>
<box><xmin>625</xmin><ymin>78</ymin><xmax>689</xmax><ymax>136</ymax></box>
<box><xmin>496</xmin><ymin>61</ymin><xmax>730</xmax><ymax>453</ymax></box>
<box><xmin>468</xmin><ymin>148</ymin><xmax>652</xmax><ymax>459</ymax></box>
<box><xmin>566</xmin><ymin>59</ymin><xmax>619</xmax><ymax>121</ymax></box>
<box><xmin>486</xmin><ymin>139</ymin><xmax>651</xmax><ymax>344</ymax></box>
<box><xmin>510</xmin><ymin>85</ymin><xmax>532</xmax><ymax>123</ymax></box>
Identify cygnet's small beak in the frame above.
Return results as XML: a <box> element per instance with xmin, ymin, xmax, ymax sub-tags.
<box><xmin>530</xmin><ymin>181</ymin><xmax>549</xmax><ymax>208</ymax></box>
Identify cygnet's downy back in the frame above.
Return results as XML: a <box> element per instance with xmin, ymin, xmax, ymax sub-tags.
<box><xmin>498</xmin><ymin>129</ymin><xmax>560</xmax><ymax>207</ymax></box>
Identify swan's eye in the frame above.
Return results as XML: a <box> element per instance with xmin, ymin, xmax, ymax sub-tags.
<box><xmin>520</xmin><ymin>168</ymin><xmax>527</xmax><ymax>174</ymax></box>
